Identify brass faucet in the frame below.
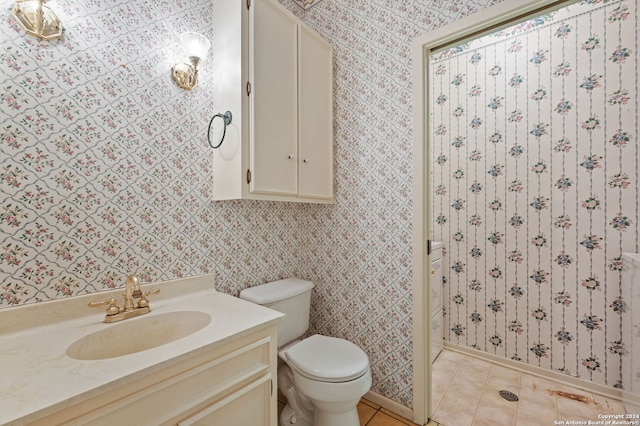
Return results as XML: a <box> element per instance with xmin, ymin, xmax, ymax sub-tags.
<box><xmin>123</xmin><ymin>274</ymin><xmax>138</xmax><ymax>311</ymax></box>
<box><xmin>89</xmin><ymin>274</ymin><xmax>159</xmax><ymax>323</ymax></box>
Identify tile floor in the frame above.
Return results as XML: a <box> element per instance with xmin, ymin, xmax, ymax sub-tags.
<box><xmin>357</xmin><ymin>397</ymin><xmax>440</xmax><ymax>426</ymax></box>
<box><xmin>278</xmin><ymin>395</ymin><xmax>439</xmax><ymax>426</ymax></box>
<box><xmin>431</xmin><ymin>349</ymin><xmax>628</xmax><ymax>426</ymax></box>
<box><xmin>277</xmin><ymin>349</ymin><xmax>626</xmax><ymax>425</ymax></box>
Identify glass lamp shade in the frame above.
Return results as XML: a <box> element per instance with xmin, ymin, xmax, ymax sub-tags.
<box><xmin>179</xmin><ymin>32</ymin><xmax>211</xmax><ymax>62</ymax></box>
<box><xmin>12</xmin><ymin>0</ymin><xmax>63</xmax><ymax>40</ymax></box>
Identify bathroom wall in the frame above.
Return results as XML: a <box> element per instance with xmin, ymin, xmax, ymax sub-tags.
<box><xmin>290</xmin><ymin>0</ymin><xmax>324</xmax><ymax>10</ymax></box>
<box><xmin>280</xmin><ymin>0</ymin><xmax>501</xmax><ymax>408</ymax></box>
<box><xmin>431</xmin><ymin>0</ymin><xmax>638</xmax><ymax>389</ymax></box>
<box><xmin>0</xmin><ymin>0</ymin><xmax>307</xmax><ymax>303</ymax></box>
<box><xmin>0</xmin><ymin>0</ymin><xmax>505</xmax><ymax>411</ymax></box>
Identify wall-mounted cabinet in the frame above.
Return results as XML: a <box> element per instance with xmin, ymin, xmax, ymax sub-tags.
<box><xmin>212</xmin><ymin>0</ymin><xmax>334</xmax><ymax>204</ymax></box>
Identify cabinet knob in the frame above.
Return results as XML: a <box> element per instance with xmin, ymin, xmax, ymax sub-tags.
<box><xmin>288</xmin><ymin>155</ymin><xmax>295</xmax><ymax>160</ymax></box>
<box><xmin>303</xmin><ymin>158</ymin><xmax>310</xmax><ymax>163</ymax></box>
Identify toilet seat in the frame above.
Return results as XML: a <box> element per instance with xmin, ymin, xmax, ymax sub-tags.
<box><xmin>284</xmin><ymin>334</ymin><xmax>369</xmax><ymax>383</ymax></box>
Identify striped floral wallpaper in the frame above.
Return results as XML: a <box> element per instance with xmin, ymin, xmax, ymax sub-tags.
<box><xmin>432</xmin><ymin>0</ymin><xmax>638</xmax><ymax>389</ymax></box>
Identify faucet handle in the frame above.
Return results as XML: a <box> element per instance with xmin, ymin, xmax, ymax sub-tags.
<box><xmin>88</xmin><ymin>298</ymin><xmax>120</xmax><ymax>316</ymax></box>
<box><xmin>137</xmin><ymin>288</ymin><xmax>160</xmax><ymax>308</ymax></box>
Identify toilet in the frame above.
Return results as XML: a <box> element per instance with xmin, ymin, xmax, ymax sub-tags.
<box><xmin>239</xmin><ymin>278</ymin><xmax>372</xmax><ymax>426</ymax></box>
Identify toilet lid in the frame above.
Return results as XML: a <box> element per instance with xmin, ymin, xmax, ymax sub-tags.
<box><xmin>284</xmin><ymin>334</ymin><xmax>369</xmax><ymax>382</ymax></box>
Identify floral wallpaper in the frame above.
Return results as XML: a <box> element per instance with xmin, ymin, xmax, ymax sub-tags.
<box><xmin>291</xmin><ymin>0</ymin><xmax>324</xmax><ymax>11</ymax></box>
<box><xmin>280</xmin><ymin>0</ymin><xmax>501</xmax><ymax>408</ymax></box>
<box><xmin>0</xmin><ymin>1</ymin><xmax>307</xmax><ymax>305</ymax></box>
<box><xmin>432</xmin><ymin>0</ymin><xmax>638</xmax><ymax>389</ymax></box>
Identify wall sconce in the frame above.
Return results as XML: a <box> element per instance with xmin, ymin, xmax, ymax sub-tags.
<box><xmin>12</xmin><ymin>0</ymin><xmax>63</xmax><ymax>41</ymax></box>
<box><xmin>172</xmin><ymin>32</ymin><xmax>211</xmax><ymax>90</ymax></box>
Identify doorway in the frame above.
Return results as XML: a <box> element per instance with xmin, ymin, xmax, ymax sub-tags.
<box><xmin>409</xmin><ymin>0</ymin><xmax>638</xmax><ymax>423</ymax></box>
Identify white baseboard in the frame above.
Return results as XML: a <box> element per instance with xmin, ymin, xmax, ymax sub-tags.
<box><xmin>443</xmin><ymin>342</ymin><xmax>624</xmax><ymax>401</ymax></box>
<box><xmin>621</xmin><ymin>389</ymin><xmax>640</xmax><ymax>413</ymax></box>
<box><xmin>363</xmin><ymin>390</ymin><xmax>413</xmax><ymax>421</ymax></box>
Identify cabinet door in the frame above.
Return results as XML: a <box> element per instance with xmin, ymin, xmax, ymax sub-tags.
<box><xmin>178</xmin><ymin>376</ymin><xmax>272</xmax><ymax>426</ymax></box>
<box><xmin>297</xmin><ymin>24</ymin><xmax>333</xmax><ymax>199</ymax></box>
<box><xmin>250</xmin><ymin>0</ymin><xmax>298</xmax><ymax>196</ymax></box>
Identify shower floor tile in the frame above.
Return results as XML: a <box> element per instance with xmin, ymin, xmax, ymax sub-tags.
<box><xmin>431</xmin><ymin>349</ymin><xmax>627</xmax><ymax>426</ymax></box>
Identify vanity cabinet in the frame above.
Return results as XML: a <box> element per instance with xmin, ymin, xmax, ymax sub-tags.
<box><xmin>30</xmin><ymin>327</ymin><xmax>278</xmax><ymax>426</ymax></box>
<box><xmin>212</xmin><ymin>0</ymin><xmax>334</xmax><ymax>203</ymax></box>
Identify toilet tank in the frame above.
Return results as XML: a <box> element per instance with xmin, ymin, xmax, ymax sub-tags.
<box><xmin>239</xmin><ymin>278</ymin><xmax>314</xmax><ymax>347</ymax></box>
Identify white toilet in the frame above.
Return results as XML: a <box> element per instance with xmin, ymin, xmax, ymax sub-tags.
<box><xmin>239</xmin><ymin>278</ymin><xmax>372</xmax><ymax>426</ymax></box>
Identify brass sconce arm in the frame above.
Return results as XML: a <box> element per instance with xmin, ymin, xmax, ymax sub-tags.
<box><xmin>172</xmin><ymin>58</ymin><xmax>201</xmax><ymax>90</ymax></box>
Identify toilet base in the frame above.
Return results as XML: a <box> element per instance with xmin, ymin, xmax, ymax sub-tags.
<box><xmin>279</xmin><ymin>404</ymin><xmax>313</xmax><ymax>426</ymax></box>
<box><xmin>277</xmin><ymin>336</ymin><xmax>371</xmax><ymax>426</ymax></box>
<box><xmin>313</xmin><ymin>406</ymin><xmax>360</xmax><ymax>426</ymax></box>
<box><xmin>279</xmin><ymin>363</ymin><xmax>315</xmax><ymax>426</ymax></box>
<box><xmin>279</xmin><ymin>402</ymin><xmax>360</xmax><ymax>426</ymax></box>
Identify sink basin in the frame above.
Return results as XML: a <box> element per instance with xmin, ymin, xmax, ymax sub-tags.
<box><xmin>66</xmin><ymin>311</ymin><xmax>211</xmax><ymax>360</ymax></box>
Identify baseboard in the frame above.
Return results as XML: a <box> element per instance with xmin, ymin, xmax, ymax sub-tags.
<box><xmin>443</xmin><ymin>342</ymin><xmax>624</xmax><ymax>401</ymax></box>
<box><xmin>621</xmin><ymin>389</ymin><xmax>640</xmax><ymax>413</ymax></box>
<box><xmin>363</xmin><ymin>390</ymin><xmax>413</xmax><ymax>421</ymax></box>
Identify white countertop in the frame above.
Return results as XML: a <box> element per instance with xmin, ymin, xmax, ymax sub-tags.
<box><xmin>0</xmin><ymin>274</ymin><xmax>284</xmax><ymax>426</ymax></box>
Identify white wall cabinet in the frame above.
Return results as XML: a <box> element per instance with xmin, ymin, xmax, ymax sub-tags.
<box><xmin>212</xmin><ymin>0</ymin><xmax>334</xmax><ymax>203</ymax></box>
<box><xmin>30</xmin><ymin>328</ymin><xmax>278</xmax><ymax>426</ymax></box>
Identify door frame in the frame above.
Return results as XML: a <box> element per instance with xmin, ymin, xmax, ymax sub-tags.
<box><xmin>410</xmin><ymin>0</ymin><xmax>573</xmax><ymax>422</ymax></box>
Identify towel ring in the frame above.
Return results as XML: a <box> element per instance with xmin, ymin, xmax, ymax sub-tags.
<box><xmin>207</xmin><ymin>111</ymin><xmax>232</xmax><ymax>149</ymax></box>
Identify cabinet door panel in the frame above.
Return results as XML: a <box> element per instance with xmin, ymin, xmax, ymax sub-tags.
<box><xmin>65</xmin><ymin>337</ymin><xmax>271</xmax><ymax>426</ymax></box>
<box><xmin>298</xmin><ymin>25</ymin><xmax>333</xmax><ymax>199</ymax></box>
<box><xmin>251</xmin><ymin>0</ymin><xmax>298</xmax><ymax>196</ymax></box>
<box><xmin>178</xmin><ymin>376</ymin><xmax>271</xmax><ymax>426</ymax></box>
